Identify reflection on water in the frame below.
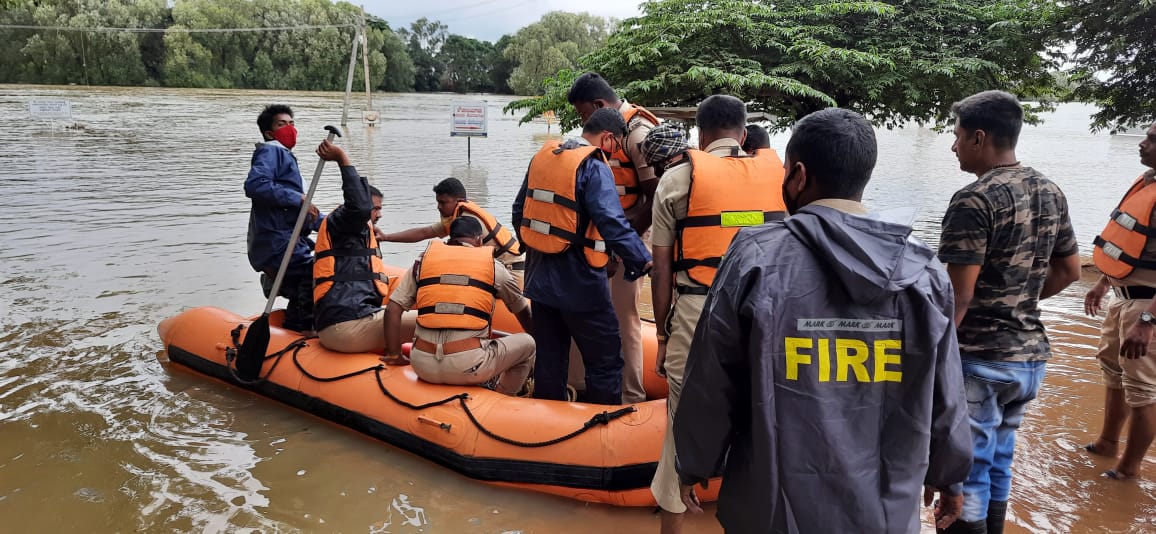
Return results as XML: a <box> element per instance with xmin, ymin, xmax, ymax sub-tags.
<box><xmin>0</xmin><ymin>85</ymin><xmax>1153</xmax><ymax>532</ymax></box>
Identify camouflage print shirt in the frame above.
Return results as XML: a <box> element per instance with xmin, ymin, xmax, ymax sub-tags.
<box><xmin>938</xmin><ymin>166</ymin><xmax>1079</xmax><ymax>361</ymax></box>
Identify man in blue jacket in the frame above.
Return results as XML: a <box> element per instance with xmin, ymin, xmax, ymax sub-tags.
<box><xmin>673</xmin><ymin>108</ymin><xmax>972</xmax><ymax>533</ymax></box>
<box><xmin>512</xmin><ymin>108</ymin><xmax>652</xmax><ymax>405</ymax></box>
<box><xmin>244</xmin><ymin>104</ymin><xmax>323</xmax><ymax>333</ymax></box>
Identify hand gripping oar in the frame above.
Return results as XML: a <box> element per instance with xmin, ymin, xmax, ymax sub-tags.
<box><xmin>237</xmin><ymin>125</ymin><xmax>342</xmax><ymax>381</ymax></box>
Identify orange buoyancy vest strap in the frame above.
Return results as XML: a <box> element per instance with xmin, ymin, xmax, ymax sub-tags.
<box><xmin>313</xmin><ymin>217</ymin><xmax>390</xmax><ymax>303</ymax></box>
<box><xmin>454</xmin><ymin>200</ymin><xmax>522</xmax><ymax>257</ymax></box>
<box><xmin>609</xmin><ymin>104</ymin><xmax>660</xmax><ymax>210</ymax></box>
<box><xmin>1093</xmin><ymin>176</ymin><xmax>1156</xmax><ymax>278</ymax></box>
<box><xmin>674</xmin><ymin>148</ymin><xmax>787</xmax><ymax>287</ymax></box>
<box><xmin>414</xmin><ymin>241</ymin><xmax>498</xmax><ymax>330</ymax></box>
<box><xmin>522</xmin><ymin>141</ymin><xmax>610</xmax><ymax>267</ymax></box>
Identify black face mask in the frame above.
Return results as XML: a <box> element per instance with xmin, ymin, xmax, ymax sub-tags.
<box><xmin>782</xmin><ymin>166</ymin><xmax>800</xmax><ymax>215</ymax></box>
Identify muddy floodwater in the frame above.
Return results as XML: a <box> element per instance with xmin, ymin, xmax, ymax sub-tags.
<box><xmin>1</xmin><ymin>85</ymin><xmax>1154</xmax><ymax>533</ymax></box>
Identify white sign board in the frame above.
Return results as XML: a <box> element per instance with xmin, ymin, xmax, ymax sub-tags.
<box><xmin>450</xmin><ymin>101</ymin><xmax>487</xmax><ymax>137</ymax></box>
<box><xmin>29</xmin><ymin>100</ymin><xmax>72</xmax><ymax>121</ymax></box>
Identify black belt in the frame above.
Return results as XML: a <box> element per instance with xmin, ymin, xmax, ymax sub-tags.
<box><xmin>509</xmin><ymin>261</ymin><xmax>525</xmax><ymax>271</ymax></box>
<box><xmin>1114</xmin><ymin>285</ymin><xmax>1156</xmax><ymax>300</ymax></box>
<box><xmin>675</xmin><ymin>284</ymin><xmax>709</xmax><ymax>295</ymax></box>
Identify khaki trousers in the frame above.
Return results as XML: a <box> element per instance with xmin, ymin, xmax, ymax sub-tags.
<box><xmin>318</xmin><ymin>309</ymin><xmax>416</xmax><ymax>354</ymax></box>
<box><xmin>1097</xmin><ymin>298</ymin><xmax>1156</xmax><ymax>407</ymax></box>
<box><xmin>411</xmin><ymin>333</ymin><xmax>536</xmax><ymax>395</ymax></box>
<box><xmin>650</xmin><ymin>292</ymin><xmax>706</xmax><ymax>513</ymax></box>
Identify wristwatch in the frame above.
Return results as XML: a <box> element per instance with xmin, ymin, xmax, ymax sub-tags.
<box><xmin>1141</xmin><ymin>311</ymin><xmax>1156</xmax><ymax>326</ymax></box>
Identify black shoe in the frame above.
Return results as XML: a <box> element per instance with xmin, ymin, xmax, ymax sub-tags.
<box><xmin>986</xmin><ymin>500</ymin><xmax>1007</xmax><ymax>534</ymax></box>
<box><xmin>938</xmin><ymin>518</ymin><xmax>986</xmax><ymax>534</ymax></box>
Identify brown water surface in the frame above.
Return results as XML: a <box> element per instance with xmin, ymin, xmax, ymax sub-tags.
<box><xmin>1</xmin><ymin>85</ymin><xmax>1154</xmax><ymax>533</ymax></box>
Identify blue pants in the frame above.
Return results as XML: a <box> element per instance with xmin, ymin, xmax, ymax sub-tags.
<box><xmin>260</xmin><ymin>262</ymin><xmax>315</xmax><ymax>332</ymax></box>
<box><xmin>960</xmin><ymin>359</ymin><xmax>1047</xmax><ymax>522</ymax></box>
<box><xmin>531</xmin><ymin>301</ymin><xmax>623</xmax><ymax>405</ymax></box>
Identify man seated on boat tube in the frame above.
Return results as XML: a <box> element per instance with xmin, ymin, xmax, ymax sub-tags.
<box><xmin>312</xmin><ymin>141</ymin><xmax>413</xmax><ymax>354</ymax></box>
<box><xmin>383</xmin><ymin>217</ymin><xmax>536</xmax><ymax>396</ymax></box>
<box><xmin>377</xmin><ymin>177</ymin><xmax>525</xmax><ymax>288</ymax></box>
<box><xmin>244</xmin><ymin>104</ymin><xmax>323</xmax><ymax>333</ymax></box>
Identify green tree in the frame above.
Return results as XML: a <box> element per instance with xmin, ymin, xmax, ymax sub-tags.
<box><xmin>1064</xmin><ymin>0</ymin><xmax>1156</xmax><ymax>132</ymax></box>
<box><xmin>503</xmin><ymin>11</ymin><xmax>609</xmax><ymax>96</ymax></box>
<box><xmin>367</xmin><ymin>15</ymin><xmax>415</xmax><ymax>92</ymax></box>
<box><xmin>509</xmin><ymin>0</ymin><xmax>1064</xmax><ymax>131</ymax></box>
<box><xmin>439</xmin><ymin>35</ymin><xmax>495</xmax><ymax>93</ymax></box>
<box><xmin>398</xmin><ymin>17</ymin><xmax>447</xmax><ymax>92</ymax></box>
<box><xmin>489</xmin><ymin>34</ymin><xmax>516</xmax><ymax>94</ymax></box>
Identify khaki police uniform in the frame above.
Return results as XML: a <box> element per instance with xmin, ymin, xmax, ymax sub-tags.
<box><xmin>1098</xmin><ymin>174</ymin><xmax>1156</xmax><ymax>407</ymax></box>
<box><xmin>648</xmin><ymin>138</ymin><xmax>742</xmax><ymax>512</ymax></box>
<box><xmin>390</xmin><ymin>252</ymin><xmax>535</xmax><ymax>395</ymax></box>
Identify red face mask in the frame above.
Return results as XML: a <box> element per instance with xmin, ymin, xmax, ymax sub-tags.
<box><xmin>271</xmin><ymin>124</ymin><xmax>297</xmax><ymax>150</ymax></box>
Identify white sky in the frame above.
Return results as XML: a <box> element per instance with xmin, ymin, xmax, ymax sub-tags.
<box><xmin>360</xmin><ymin>0</ymin><xmax>644</xmax><ymax>42</ymax></box>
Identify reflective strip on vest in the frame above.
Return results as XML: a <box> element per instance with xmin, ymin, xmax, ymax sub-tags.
<box><xmin>414</xmin><ymin>241</ymin><xmax>497</xmax><ymax>331</ymax></box>
<box><xmin>675</xmin><ymin>148</ymin><xmax>787</xmax><ymax>287</ymax></box>
<box><xmin>1094</xmin><ymin>176</ymin><xmax>1156</xmax><ymax>279</ymax></box>
<box><xmin>521</xmin><ymin>140</ymin><xmax>610</xmax><ymax>268</ymax></box>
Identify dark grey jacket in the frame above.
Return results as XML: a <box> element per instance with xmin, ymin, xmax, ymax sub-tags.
<box><xmin>674</xmin><ymin>204</ymin><xmax>972</xmax><ymax>534</ymax></box>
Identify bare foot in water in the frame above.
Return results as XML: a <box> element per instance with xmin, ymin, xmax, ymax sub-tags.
<box><xmin>1103</xmin><ymin>468</ymin><xmax>1137</xmax><ymax>481</ymax></box>
<box><xmin>1083</xmin><ymin>438</ymin><xmax>1119</xmax><ymax>457</ymax></box>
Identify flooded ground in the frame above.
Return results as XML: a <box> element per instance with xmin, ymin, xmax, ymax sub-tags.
<box><xmin>0</xmin><ymin>85</ymin><xmax>1154</xmax><ymax>532</ymax></box>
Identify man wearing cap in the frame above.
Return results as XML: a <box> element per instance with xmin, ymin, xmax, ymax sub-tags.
<box><xmin>646</xmin><ymin>95</ymin><xmax>787</xmax><ymax>533</ymax></box>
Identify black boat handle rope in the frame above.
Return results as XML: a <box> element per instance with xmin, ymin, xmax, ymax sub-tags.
<box><xmin>225</xmin><ymin>327</ymin><xmax>638</xmax><ymax>448</ymax></box>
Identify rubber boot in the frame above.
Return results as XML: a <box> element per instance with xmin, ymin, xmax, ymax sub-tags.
<box><xmin>986</xmin><ymin>500</ymin><xmax>1007</xmax><ymax>534</ymax></box>
<box><xmin>937</xmin><ymin>518</ymin><xmax>987</xmax><ymax>534</ymax></box>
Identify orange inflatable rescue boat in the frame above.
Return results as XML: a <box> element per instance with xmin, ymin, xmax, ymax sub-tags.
<box><xmin>156</xmin><ymin>266</ymin><xmax>718</xmax><ymax>507</ymax></box>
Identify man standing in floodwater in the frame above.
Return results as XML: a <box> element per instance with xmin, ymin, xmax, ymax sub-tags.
<box><xmin>938</xmin><ymin>90</ymin><xmax>1082</xmax><ymax>533</ymax></box>
<box><xmin>672</xmin><ymin>108</ymin><xmax>973</xmax><ymax>533</ymax></box>
<box><xmin>244</xmin><ymin>104</ymin><xmax>323</xmax><ymax>333</ymax></box>
<box><xmin>1084</xmin><ymin>121</ymin><xmax>1156</xmax><ymax>481</ymax></box>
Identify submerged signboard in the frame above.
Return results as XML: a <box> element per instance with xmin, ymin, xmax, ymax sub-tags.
<box><xmin>450</xmin><ymin>101</ymin><xmax>487</xmax><ymax>137</ymax></box>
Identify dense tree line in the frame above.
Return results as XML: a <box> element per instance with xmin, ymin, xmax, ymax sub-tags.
<box><xmin>1</xmin><ymin>0</ymin><xmax>1152</xmax><ymax>131</ymax></box>
<box><xmin>506</xmin><ymin>0</ymin><xmax>1155</xmax><ymax>132</ymax></box>
<box><xmin>0</xmin><ymin>0</ymin><xmax>605</xmax><ymax>95</ymax></box>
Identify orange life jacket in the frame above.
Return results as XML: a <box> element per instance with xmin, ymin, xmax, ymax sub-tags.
<box><xmin>751</xmin><ymin>147</ymin><xmax>785</xmax><ymax>171</ymax></box>
<box><xmin>675</xmin><ymin>147</ymin><xmax>788</xmax><ymax>289</ymax></box>
<box><xmin>1094</xmin><ymin>175</ymin><xmax>1156</xmax><ymax>279</ymax></box>
<box><xmin>313</xmin><ymin>218</ymin><xmax>391</xmax><ymax>303</ymax></box>
<box><xmin>521</xmin><ymin>140</ymin><xmax>610</xmax><ymax>268</ymax></box>
<box><xmin>609</xmin><ymin>104</ymin><xmax>660</xmax><ymax>210</ymax></box>
<box><xmin>452</xmin><ymin>200</ymin><xmax>522</xmax><ymax>257</ymax></box>
<box><xmin>414</xmin><ymin>241</ymin><xmax>498</xmax><ymax>331</ymax></box>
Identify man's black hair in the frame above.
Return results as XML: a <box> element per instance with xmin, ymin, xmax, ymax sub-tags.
<box><xmin>449</xmin><ymin>216</ymin><xmax>485</xmax><ymax>239</ymax></box>
<box><xmin>951</xmin><ymin>90</ymin><xmax>1024</xmax><ymax>149</ymax></box>
<box><xmin>582</xmin><ymin>108</ymin><xmax>627</xmax><ymax>137</ymax></box>
<box><xmin>567</xmin><ymin>72</ymin><xmax>619</xmax><ymax>104</ymax></box>
<box><xmin>433</xmin><ymin>177</ymin><xmax>467</xmax><ymax>199</ymax></box>
<box><xmin>257</xmin><ymin>104</ymin><xmax>293</xmax><ymax>135</ymax></box>
<box><xmin>369</xmin><ymin>185</ymin><xmax>383</xmax><ymax>198</ymax></box>
<box><xmin>696</xmin><ymin>95</ymin><xmax>747</xmax><ymax>134</ymax></box>
<box><xmin>785</xmin><ymin>108</ymin><xmax>878</xmax><ymax>199</ymax></box>
<box><xmin>742</xmin><ymin>124</ymin><xmax>771</xmax><ymax>152</ymax></box>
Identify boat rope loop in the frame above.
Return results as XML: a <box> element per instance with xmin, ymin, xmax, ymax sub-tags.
<box><xmin>225</xmin><ymin>330</ymin><xmax>639</xmax><ymax>448</ymax></box>
<box><xmin>225</xmin><ymin>324</ymin><xmax>308</xmax><ymax>386</ymax></box>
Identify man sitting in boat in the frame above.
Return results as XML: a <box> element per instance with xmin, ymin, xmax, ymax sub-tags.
<box><xmin>377</xmin><ymin>177</ymin><xmax>525</xmax><ymax>288</ymax></box>
<box><xmin>244</xmin><ymin>104</ymin><xmax>322</xmax><ymax>333</ymax></box>
<box><xmin>383</xmin><ymin>217</ymin><xmax>536</xmax><ymax>395</ymax></box>
<box><xmin>312</xmin><ymin>141</ymin><xmax>410</xmax><ymax>353</ymax></box>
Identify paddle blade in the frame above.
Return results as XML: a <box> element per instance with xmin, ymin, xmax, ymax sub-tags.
<box><xmin>236</xmin><ymin>314</ymin><xmax>271</xmax><ymax>381</ymax></box>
